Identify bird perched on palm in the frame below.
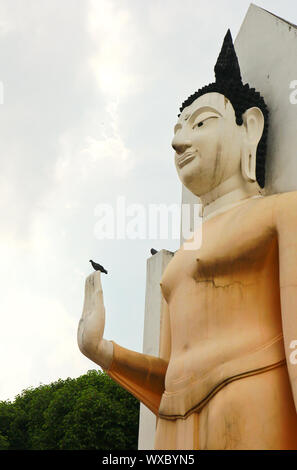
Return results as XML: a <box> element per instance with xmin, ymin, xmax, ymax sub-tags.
<box><xmin>89</xmin><ymin>260</ymin><xmax>108</xmax><ymax>274</ymax></box>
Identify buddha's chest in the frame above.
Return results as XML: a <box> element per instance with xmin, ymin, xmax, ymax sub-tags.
<box><xmin>160</xmin><ymin>201</ymin><xmax>277</xmax><ymax>303</ymax></box>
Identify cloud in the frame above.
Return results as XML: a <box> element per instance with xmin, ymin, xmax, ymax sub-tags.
<box><xmin>87</xmin><ymin>0</ymin><xmax>146</xmax><ymax>99</ymax></box>
<box><xmin>0</xmin><ymin>288</ymin><xmax>92</xmax><ymax>400</ymax></box>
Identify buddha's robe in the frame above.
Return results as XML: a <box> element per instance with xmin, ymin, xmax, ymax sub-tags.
<box><xmin>106</xmin><ymin>191</ymin><xmax>297</xmax><ymax>449</ymax></box>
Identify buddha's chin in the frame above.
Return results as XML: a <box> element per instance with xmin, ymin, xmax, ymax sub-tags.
<box><xmin>178</xmin><ymin>163</ymin><xmax>204</xmax><ymax>196</ymax></box>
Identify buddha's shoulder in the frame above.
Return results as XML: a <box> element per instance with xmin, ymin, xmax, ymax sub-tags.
<box><xmin>228</xmin><ymin>191</ymin><xmax>297</xmax><ymax>230</ymax></box>
<box><xmin>259</xmin><ymin>191</ymin><xmax>297</xmax><ymax>228</ymax></box>
<box><xmin>263</xmin><ymin>191</ymin><xmax>297</xmax><ymax>210</ymax></box>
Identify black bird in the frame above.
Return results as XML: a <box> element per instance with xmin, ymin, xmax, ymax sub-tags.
<box><xmin>150</xmin><ymin>248</ymin><xmax>158</xmax><ymax>256</ymax></box>
<box><xmin>89</xmin><ymin>260</ymin><xmax>108</xmax><ymax>274</ymax></box>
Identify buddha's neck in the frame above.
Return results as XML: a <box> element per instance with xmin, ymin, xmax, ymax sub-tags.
<box><xmin>199</xmin><ymin>173</ymin><xmax>264</xmax><ymax>221</ymax></box>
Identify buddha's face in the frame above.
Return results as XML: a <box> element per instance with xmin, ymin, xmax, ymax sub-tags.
<box><xmin>172</xmin><ymin>92</ymin><xmax>246</xmax><ymax>196</ymax></box>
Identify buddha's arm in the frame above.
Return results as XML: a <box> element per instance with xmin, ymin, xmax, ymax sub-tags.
<box><xmin>276</xmin><ymin>192</ymin><xmax>297</xmax><ymax>412</ymax></box>
<box><xmin>78</xmin><ymin>271</ymin><xmax>170</xmax><ymax>415</ymax></box>
<box><xmin>106</xmin><ymin>297</ymin><xmax>171</xmax><ymax>415</ymax></box>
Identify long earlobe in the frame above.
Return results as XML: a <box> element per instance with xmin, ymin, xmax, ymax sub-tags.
<box><xmin>241</xmin><ymin>147</ymin><xmax>256</xmax><ymax>181</ymax></box>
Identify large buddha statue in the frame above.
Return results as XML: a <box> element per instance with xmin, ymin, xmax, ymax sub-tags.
<box><xmin>77</xmin><ymin>31</ymin><xmax>297</xmax><ymax>450</ymax></box>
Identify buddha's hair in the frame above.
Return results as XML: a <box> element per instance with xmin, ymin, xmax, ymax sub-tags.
<box><xmin>179</xmin><ymin>30</ymin><xmax>269</xmax><ymax>188</ymax></box>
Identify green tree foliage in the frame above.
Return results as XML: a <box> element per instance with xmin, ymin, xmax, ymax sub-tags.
<box><xmin>0</xmin><ymin>370</ymin><xmax>139</xmax><ymax>450</ymax></box>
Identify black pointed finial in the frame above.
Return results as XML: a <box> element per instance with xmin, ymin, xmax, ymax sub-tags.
<box><xmin>214</xmin><ymin>29</ymin><xmax>242</xmax><ymax>86</ymax></box>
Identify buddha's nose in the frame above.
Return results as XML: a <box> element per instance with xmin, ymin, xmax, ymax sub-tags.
<box><xmin>171</xmin><ymin>135</ymin><xmax>191</xmax><ymax>155</ymax></box>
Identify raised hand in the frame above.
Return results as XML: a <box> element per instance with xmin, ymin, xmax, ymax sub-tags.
<box><xmin>77</xmin><ymin>271</ymin><xmax>113</xmax><ymax>369</ymax></box>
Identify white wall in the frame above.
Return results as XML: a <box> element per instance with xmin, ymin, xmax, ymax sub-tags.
<box><xmin>235</xmin><ymin>4</ymin><xmax>297</xmax><ymax>194</ymax></box>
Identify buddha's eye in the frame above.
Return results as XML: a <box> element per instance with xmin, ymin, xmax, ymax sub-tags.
<box><xmin>193</xmin><ymin>121</ymin><xmax>204</xmax><ymax>129</ymax></box>
<box><xmin>193</xmin><ymin>116</ymin><xmax>218</xmax><ymax>129</ymax></box>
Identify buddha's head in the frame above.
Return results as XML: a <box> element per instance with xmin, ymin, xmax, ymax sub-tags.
<box><xmin>172</xmin><ymin>30</ymin><xmax>268</xmax><ymax>198</ymax></box>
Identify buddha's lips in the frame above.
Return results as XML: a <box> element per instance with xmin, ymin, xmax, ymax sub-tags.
<box><xmin>177</xmin><ymin>152</ymin><xmax>195</xmax><ymax>168</ymax></box>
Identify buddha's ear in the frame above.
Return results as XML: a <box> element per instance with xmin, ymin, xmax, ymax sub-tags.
<box><xmin>241</xmin><ymin>107</ymin><xmax>264</xmax><ymax>181</ymax></box>
<box><xmin>243</xmin><ymin>107</ymin><xmax>264</xmax><ymax>144</ymax></box>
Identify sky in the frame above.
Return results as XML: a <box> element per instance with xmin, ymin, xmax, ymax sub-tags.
<box><xmin>0</xmin><ymin>0</ymin><xmax>297</xmax><ymax>402</ymax></box>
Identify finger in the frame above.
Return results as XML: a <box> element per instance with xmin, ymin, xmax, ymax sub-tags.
<box><xmin>93</xmin><ymin>270</ymin><xmax>103</xmax><ymax>293</ymax></box>
<box><xmin>83</xmin><ymin>273</ymin><xmax>95</xmax><ymax>316</ymax></box>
